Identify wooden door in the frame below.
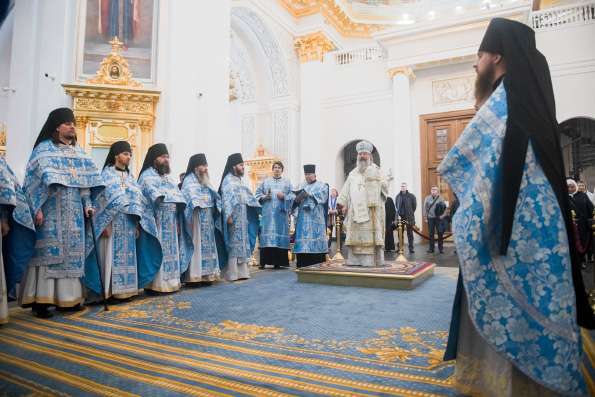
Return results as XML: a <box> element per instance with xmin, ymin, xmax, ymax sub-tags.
<box><xmin>420</xmin><ymin>109</ymin><xmax>475</xmax><ymax>234</ymax></box>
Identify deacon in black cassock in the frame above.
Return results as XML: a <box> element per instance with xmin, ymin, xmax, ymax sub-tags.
<box><xmin>568</xmin><ymin>178</ymin><xmax>593</xmax><ymax>266</ymax></box>
<box><xmin>384</xmin><ymin>196</ymin><xmax>396</xmax><ymax>252</ymax></box>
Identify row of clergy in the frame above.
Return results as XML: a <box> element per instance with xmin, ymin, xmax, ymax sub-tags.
<box><xmin>0</xmin><ymin>107</ymin><xmax>331</xmax><ymax>320</ymax></box>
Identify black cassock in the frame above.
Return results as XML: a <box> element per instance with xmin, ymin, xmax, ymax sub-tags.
<box><xmin>569</xmin><ymin>191</ymin><xmax>594</xmax><ymax>256</ymax></box>
<box><xmin>384</xmin><ymin>196</ymin><xmax>396</xmax><ymax>251</ymax></box>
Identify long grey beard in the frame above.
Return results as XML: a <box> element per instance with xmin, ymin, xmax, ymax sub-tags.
<box><xmin>198</xmin><ymin>172</ymin><xmax>211</xmax><ymax>187</ymax></box>
<box><xmin>357</xmin><ymin>158</ymin><xmax>371</xmax><ymax>172</ymax></box>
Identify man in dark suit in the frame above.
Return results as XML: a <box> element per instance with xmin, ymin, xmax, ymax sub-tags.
<box><xmin>395</xmin><ymin>182</ymin><xmax>416</xmax><ymax>253</ymax></box>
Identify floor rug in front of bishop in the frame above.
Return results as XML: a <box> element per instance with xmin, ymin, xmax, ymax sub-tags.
<box><xmin>0</xmin><ymin>267</ymin><xmax>461</xmax><ymax>397</ymax></box>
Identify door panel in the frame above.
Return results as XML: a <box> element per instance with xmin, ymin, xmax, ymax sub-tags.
<box><xmin>420</xmin><ymin>110</ymin><xmax>475</xmax><ymax>235</ymax></box>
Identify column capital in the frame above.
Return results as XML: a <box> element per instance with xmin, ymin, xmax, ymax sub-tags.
<box><xmin>387</xmin><ymin>66</ymin><xmax>415</xmax><ymax>80</ymax></box>
<box><xmin>294</xmin><ymin>31</ymin><xmax>335</xmax><ymax>64</ymax></box>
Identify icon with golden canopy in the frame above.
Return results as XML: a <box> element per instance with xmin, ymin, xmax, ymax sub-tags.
<box><xmin>87</xmin><ymin>37</ymin><xmax>142</xmax><ymax>88</ymax></box>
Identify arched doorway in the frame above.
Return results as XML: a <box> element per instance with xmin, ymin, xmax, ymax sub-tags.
<box><xmin>341</xmin><ymin>140</ymin><xmax>380</xmax><ymax>180</ymax></box>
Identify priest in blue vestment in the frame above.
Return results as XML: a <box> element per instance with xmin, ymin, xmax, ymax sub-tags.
<box><xmin>20</xmin><ymin>108</ymin><xmax>104</xmax><ymax>318</ymax></box>
<box><xmin>440</xmin><ymin>18</ymin><xmax>590</xmax><ymax>396</ymax></box>
<box><xmin>181</xmin><ymin>153</ymin><xmax>222</xmax><ymax>284</ymax></box>
<box><xmin>138</xmin><ymin>143</ymin><xmax>192</xmax><ymax>293</ymax></box>
<box><xmin>218</xmin><ymin>153</ymin><xmax>260</xmax><ymax>281</ymax></box>
<box><xmin>0</xmin><ymin>156</ymin><xmax>35</xmax><ymax>323</ymax></box>
<box><xmin>85</xmin><ymin>141</ymin><xmax>162</xmax><ymax>301</ymax></box>
<box><xmin>293</xmin><ymin>164</ymin><xmax>328</xmax><ymax>268</ymax></box>
<box><xmin>255</xmin><ymin>161</ymin><xmax>294</xmax><ymax>269</ymax></box>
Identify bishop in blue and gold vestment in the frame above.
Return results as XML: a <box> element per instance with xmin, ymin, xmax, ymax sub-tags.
<box><xmin>181</xmin><ymin>153</ymin><xmax>222</xmax><ymax>283</ymax></box>
<box><xmin>255</xmin><ymin>161</ymin><xmax>294</xmax><ymax>269</ymax></box>
<box><xmin>441</xmin><ymin>19</ymin><xmax>590</xmax><ymax>396</ymax></box>
<box><xmin>85</xmin><ymin>141</ymin><xmax>162</xmax><ymax>301</ymax></box>
<box><xmin>20</xmin><ymin>108</ymin><xmax>104</xmax><ymax>318</ymax></box>
<box><xmin>0</xmin><ymin>156</ymin><xmax>35</xmax><ymax>323</ymax></box>
<box><xmin>218</xmin><ymin>153</ymin><xmax>260</xmax><ymax>282</ymax></box>
<box><xmin>293</xmin><ymin>164</ymin><xmax>328</xmax><ymax>268</ymax></box>
<box><xmin>138</xmin><ymin>143</ymin><xmax>192</xmax><ymax>293</ymax></box>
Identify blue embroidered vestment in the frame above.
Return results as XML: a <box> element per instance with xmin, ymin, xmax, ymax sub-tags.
<box><xmin>439</xmin><ymin>83</ymin><xmax>585</xmax><ymax>396</ymax></box>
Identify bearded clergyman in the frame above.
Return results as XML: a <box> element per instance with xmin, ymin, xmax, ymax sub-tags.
<box><xmin>441</xmin><ymin>18</ymin><xmax>589</xmax><ymax>396</ymax></box>
<box><xmin>181</xmin><ymin>153</ymin><xmax>223</xmax><ymax>284</ymax></box>
<box><xmin>84</xmin><ymin>141</ymin><xmax>162</xmax><ymax>301</ymax></box>
<box><xmin>218</xmin><ymin>153</ymin><xmax>260</xmax><ymax>281</ymax></box>
<box><xmin>138</xmin><ymin>143</ymin><xmax>192</xmax><ymax>293</ymax></box>
<box><xmin>337</xmin><ymin>140</ymin><xmax>388</xmax><ymax>267</ymax></box>
<box><xmin>20</xmin><ymin>108</ymin><xmax>104</xmax><ymax>318</ymax></box>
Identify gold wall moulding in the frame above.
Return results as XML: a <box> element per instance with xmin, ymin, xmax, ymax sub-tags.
<box><xmin>278</xmin><ymin>0</ymin><xmax>319</xmax><ymax>17</ymax></box>
<box><xmin>86</xmin><ymin>37</ymin><xmax>142</xmax><ymax>88</ymax></box>
<box><xmin>279</xmin><ymin>0</ymin><xmax>386</xmax><ymax>38</ymax></box>
<box><xmin>0</xmin><ymin>122</ymin><xmax>6</xmax><ymax>155</ymax></box>
<box><xmin>63</xmin><ymin>84</ymin><xmax>160</xmax><ymax>173</ymax></box>
<box><xmin>295</xmin><ymin>31</ymin><xmax>336</xmax><ymax>63</ymax></box>
<box><xmin>387</xmin><ymin>66</ymin><xmax>415</xmax><ymax>80</ymax></box>
<box><xmin>65</xmin><ymin>39</ymin><xmax>159</xmax><ymax>172</ymax></box>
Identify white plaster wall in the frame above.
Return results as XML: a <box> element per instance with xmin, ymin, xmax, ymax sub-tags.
<box><xmin>230</xmin><ymin>4</ymin><xmax>299</xmax><ymax>185</ymax></box>
<box><xmin>537</xmin><ymin>23</ymin><xmax>595</xmax><ymax>121</ymax></box>
<box><xmin>0</xmin><ymin>9</ymin><xmax>14</xmax><ymax>130</ymax></box>
<box><xmin>5</xmin><ymin>0</ymin><xmax>77</xmax><ymax>181</ymax></box>
<box><xmin>154</xmin><ymin>0</ymin><xmax>232</xmax><ymax>180</ymax></box>
<box><xmin>316</xmin><ymin>58</ymin><xmax>476</xmax><ymax>226</ymax></box>
<box><xmin>323</xmin><ymin>56</ymin><xmax>392</xmax><ymax>97</ymax></box>
<box><xmin>4</xmin><ymin>0</ymin><xmax>594</xmax><ymax>193</ymax></box>
<box><xmin>319</xmin><ymin>59</ymin><xmax>393</xmax><ymax>190</ymax></box>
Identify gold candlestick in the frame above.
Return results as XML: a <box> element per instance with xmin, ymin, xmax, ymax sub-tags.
<box><xmin>332</xmin><ymin>214</ymin><xmax>344</xmax><ymax>261</ymax></box>
<box><xmin>396</xmin><ymin>217</ymin><xmax>408</xmax><ymax>263</ymax></box>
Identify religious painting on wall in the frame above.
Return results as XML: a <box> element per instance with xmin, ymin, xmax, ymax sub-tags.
<box><xmin>78</xmin><ymin>0</ymin><xmax>158</xmax><ymax>82</ymax></box>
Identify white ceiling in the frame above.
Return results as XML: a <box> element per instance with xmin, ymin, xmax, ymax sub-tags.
<box><xmin>342</xmin><ymin>0</ymin><xmax>531</xmax><ymax>25</ymax></box>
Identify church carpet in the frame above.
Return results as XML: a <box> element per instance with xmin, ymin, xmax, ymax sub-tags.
<box><xmin>0</xmin><ymin>267</ymin><xmax>462</xmax><ymax>396</ymax></box>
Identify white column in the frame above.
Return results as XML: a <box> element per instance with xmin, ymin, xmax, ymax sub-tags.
<box><xmin>299</xmin><ymin>61</ymin><xmax>324</xmax><ymax>172</ymax></box>
<box><xmin>295</xmin><ymin>32</ymin><xmax>334</xmax><ymax>184</ymax></box>
<box><xmin>155</xmin><ymin>0</ymin><xmax>231</xmax><ymax>179</ymax></box>
<box><xmin>6</xmin><ymin>0</ymin><xmax>77</xmax><ymax>180</ymax></box>
<box><xmin>287</xmin><ymin>105</ymin><xmax>301</xmax><ymax>186</ymax></box>
<box><xmin>389</xmin><ymin>67</ymin><xmax>416</xmax><ymax>197</ymax></box>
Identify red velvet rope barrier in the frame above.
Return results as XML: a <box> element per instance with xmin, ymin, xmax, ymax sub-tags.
<box><xmin>400</xmin><ymin>220</ymin><xmax>453</xmax><ymax>241</ymax></box>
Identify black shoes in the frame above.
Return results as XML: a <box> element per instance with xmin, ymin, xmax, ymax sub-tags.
<box><xmin>32</xmin><ymin>304</ymin><xmax>53</xmax><ymax>319</ymax></box>
<box><xmin>56</xmin><ymin>304</ymin><xmax>85</xmax><ymax>312</ymax></box>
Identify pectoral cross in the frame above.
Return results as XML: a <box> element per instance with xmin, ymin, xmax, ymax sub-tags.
<box><xmin>118</xmin><ymin>171</ymin><xmax>127</xmax><ymax>188</ymax></box>
<box><xmin>358</xmin><ymin>175</ymin><xmax>365</xmax><ymax>191</ymax></box>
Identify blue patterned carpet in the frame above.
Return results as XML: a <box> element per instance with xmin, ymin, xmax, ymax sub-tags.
<box><xmin>0</xmin><ymin>267</ymin><xmax>463</xmax><ymax>396</ymax></box>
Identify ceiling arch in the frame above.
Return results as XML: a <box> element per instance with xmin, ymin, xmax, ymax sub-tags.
<box><xmin>231</xmin><ymin>7</ymin><xmax>289</xmax><ymax>98</ymax></box>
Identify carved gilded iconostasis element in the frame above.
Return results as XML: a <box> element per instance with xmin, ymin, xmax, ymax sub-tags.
<box><xmin>64</xmin><ymin>37</ymin><xmax>160</xmax><ymax>173</ymax></box>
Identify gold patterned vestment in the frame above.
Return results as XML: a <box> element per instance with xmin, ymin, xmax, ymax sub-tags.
<box><xmin>337</xmin><ymin>164</ymin><xmax>388</xmax><ymax>256</ymax></box>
